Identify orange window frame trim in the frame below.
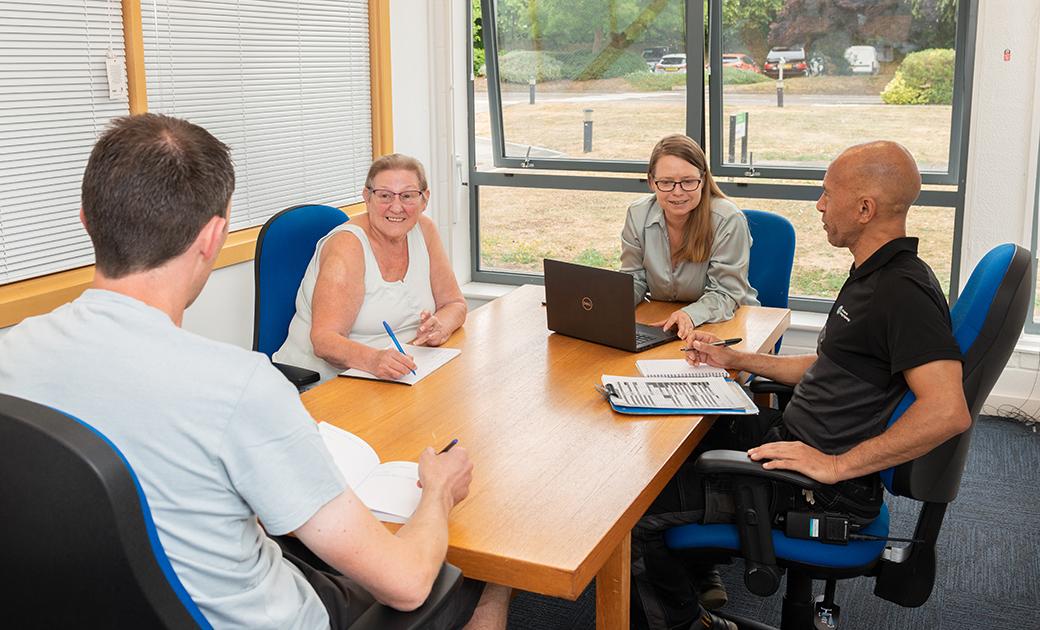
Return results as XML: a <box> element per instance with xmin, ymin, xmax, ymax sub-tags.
<box><xmin>0</xmin><ymin>0</ymin><xmax>391</xmax><ymax>329</ymax></box>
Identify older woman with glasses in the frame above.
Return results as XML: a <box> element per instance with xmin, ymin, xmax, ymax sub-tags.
<box><xmin>621</xmin><ymin>134</ymin><xmax>758</xmax><ymax>340</ymax></box>
<box><xmin>274</xmin><ymin>154</ymin><xmax>467</xmax><ymax>382</ymax></box>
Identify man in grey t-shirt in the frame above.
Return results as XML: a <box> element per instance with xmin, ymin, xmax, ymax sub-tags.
<box><xmin>0</xmin><ymin>114</ymin><xmax>509</xmax><ymax>629</ymax></box>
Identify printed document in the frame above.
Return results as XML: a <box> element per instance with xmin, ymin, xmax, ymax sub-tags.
<box><xmin>601</xmin><ymin>375</ymin><xmax>756</xmax><ymax>413</ymax></box>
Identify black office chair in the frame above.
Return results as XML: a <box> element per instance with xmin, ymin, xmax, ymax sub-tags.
<box><xmin>0</xmin><ymin>393</ymin><xmax>464</xmax><ymax>629</ymax></box>
<box><xmin>664</xmin><ymin>243</ymin><xmax>1032</xmax><ymax>629</ymax></box>
<box><xmin>253</xmin><ymin>204</ymin><xmax>350</xmax><ymax>388</ymax></box>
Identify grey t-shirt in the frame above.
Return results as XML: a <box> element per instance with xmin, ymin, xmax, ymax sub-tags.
<box><xmin>620</xmin><ymin>195</ymin><xmax>760</xmax><ymax>325</ymax></box>
<box><xmin>0</xmin><ymin>290</ymin><xmax>347</xmax><ymax>629</ymax></box>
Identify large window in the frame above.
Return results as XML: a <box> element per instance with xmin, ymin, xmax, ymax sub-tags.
<box><xmin>472</xmin><ymin>0</ymin><xmax>976</xmax><ymax>310</ymax></box>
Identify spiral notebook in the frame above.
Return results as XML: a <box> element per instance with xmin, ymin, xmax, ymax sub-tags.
<box><xmin>636</xmin><ymin>359</ymin><xmax>729</xmax><ymax>379</ymax></box>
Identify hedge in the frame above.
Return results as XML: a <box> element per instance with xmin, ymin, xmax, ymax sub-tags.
<box><xmin>881</xmin><ymin>48</ymin><xmax>955</xmax><ymax>105</ymax></box>
<box><xmin>498</xmin><ymin>50</ymin><xmax>563</xmax><ymax>83</ymax></box>
<box><xmin>497</xmin><ymin>48</ymin><xmax>650</xmax><ymax>83</ymax></box>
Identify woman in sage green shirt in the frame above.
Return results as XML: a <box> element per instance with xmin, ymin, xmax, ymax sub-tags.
<box><xmin>621</xmin><ymin>134</ymin><xmax>759</xmax><ymax>339</ymax></box>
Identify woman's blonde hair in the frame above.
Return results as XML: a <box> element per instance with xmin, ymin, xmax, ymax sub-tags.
<box><xmin>647</xmin><ymin>134</ymin><xmax>726</xmax><ymax>264</ymax></box>
<box><xmin>365</xmin><ymin>153</ymin><xmax>428</xmax><ymax>191</ymax></box>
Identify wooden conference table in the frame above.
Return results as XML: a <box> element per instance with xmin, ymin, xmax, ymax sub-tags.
<box><xmin>302</xmin><ymin>284</ymin><xmax>790</xmax><ymax>629</ymax></box>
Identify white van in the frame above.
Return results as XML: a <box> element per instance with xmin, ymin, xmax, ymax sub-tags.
<box><xmin>844</xmin><ymin>46</ymin><xmax>880</xmax><ymax>75</ymax></box>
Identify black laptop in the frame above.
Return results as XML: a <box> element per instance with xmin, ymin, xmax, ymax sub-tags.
<box><xmin>543</xmin><ymin>259</ymin><xmax>679</xmax><ymax>352</ymax></box>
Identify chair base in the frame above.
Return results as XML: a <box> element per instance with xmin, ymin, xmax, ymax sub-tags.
<box><xmin>718</xmin><ymin>573</ymin><xmax>843</xmax><ymax>630</ymax></box>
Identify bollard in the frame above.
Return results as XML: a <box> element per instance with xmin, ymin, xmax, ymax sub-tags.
<box><xmin>776</xmin><ymin>58</ymin><xmax>784</xmax><ymax>108</ymax></box>
<box><xmin>728</xmin><ymin>115</ymin><xmax>736</xmax><ymax>163</ymax></box>
<box><xmin>529</xmin><ymin>77</ymin><xmax>536</xmax><ymax>105</ymax></box>
<box><xmin>583</xmin><ymin>108</ymin><xmax>593</xmax><ymax>153</ymax></box>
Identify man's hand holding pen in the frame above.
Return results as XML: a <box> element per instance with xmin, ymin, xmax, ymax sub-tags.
<box><xmin>682</xmin><ymin>332</ymin><xmax>743</xmax><ymax>369</ymax></box>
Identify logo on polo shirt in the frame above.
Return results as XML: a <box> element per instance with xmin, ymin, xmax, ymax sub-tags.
<box><xmin>836</xmin><ymin>305</ymin><xmax>851</xmax><ymax>322</ymax></box>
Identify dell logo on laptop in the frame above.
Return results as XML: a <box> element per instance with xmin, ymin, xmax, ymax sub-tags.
<box><xmin>581</xmin><ymin>296</ymin><xmax>594</xmax><ymax>311</ymax></box>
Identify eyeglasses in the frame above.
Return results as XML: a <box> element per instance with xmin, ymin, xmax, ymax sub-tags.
<box><xmin>653</xmin><ymin>178</ymin><xmax>703</xmax><ymax>193</ymax></box>
<box><xmin>367</xmin><ymin>187</ymin><xmax>426</xmax><ymax>206</ymax></box>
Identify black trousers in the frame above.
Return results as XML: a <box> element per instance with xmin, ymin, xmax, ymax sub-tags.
<box><xmin>274</xmin><ymin>536</ymin><xmax>485</xmax><ymax>630</ymax></box>
<box><xmin>630</xmin><ymin>410</ymin><xmax>883</xmax><ymax>630</ymax></box>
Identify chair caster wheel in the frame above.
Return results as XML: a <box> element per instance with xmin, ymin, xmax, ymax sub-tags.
<box><xmin>813</xmin><ymin>598</ymin><xmax>840</xmax><ymax>629</ymax></box>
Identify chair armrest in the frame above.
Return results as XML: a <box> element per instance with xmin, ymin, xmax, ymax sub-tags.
<box><xmin>747</xmin><ymin>378</ymin><xmax>794</xmax><ymax>396</ymax></box>
<box><xmin>694</xmin><ymin>450</ymin><xmax>822</xmax><ymax>491</ymax></box>
<box><xmin>272</xmin><ymin>362</ymin><xmax>320</xmax><ymax>388</ymax></box>
<box><xmin>350</xmin><ymin>563</ymin><xmax>464</xmax><ymax>630</ymax></box>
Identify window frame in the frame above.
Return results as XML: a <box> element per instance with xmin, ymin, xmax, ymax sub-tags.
<box><xmin>469</xmin><ymin>0</ymin><xmax>978</xmax><ymax>313</ymax></box>
<box><xmin>705</xmin><ymin>0</ymin><xmax>975</xmax><ymax>187</ymax></box>
<box><xmin>479</xmin><ymin>0</ymin><xmax>704</xmax><ymax>173</ymax></box>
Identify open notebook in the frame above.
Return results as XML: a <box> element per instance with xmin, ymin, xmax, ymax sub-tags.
<box><xmin>317</xmin><ymin>422</ymin><xmax>421</xmax><ymax>523</ymax></box>
<box><xmin>340</xmin><ymin>344</ymin><xmax>461</xmax><ymax>385</ymax></box>
<box><xmin>636</xmin><ymin>359</ymin><xmax>729</xmax><ymax>379</ymax></box>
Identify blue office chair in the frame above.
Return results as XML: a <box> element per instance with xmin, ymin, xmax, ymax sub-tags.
<box><xmin>0</xmin><ymin>393</ymin><xmax>466</xmax><ymax>629</ymax></box>
<box><xmin>742</xmin><ymin>209</ymin><xmax>796</xmax><ymax>313</ymax></box>
<box><xmin>253</xmin><ymin>204</ymin><xmax>349</xmax><ymax>387</ymax></box>
<box><xmin>665</xmin><ymin>243</ymin><xmax>1032</xmax><ymax>629</ymax></box>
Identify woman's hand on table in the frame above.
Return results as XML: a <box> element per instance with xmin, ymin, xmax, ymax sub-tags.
<box><xmin>412</xmin><ymin>310</ymin><xmax>450</xmax><ymax>347</ymax></box>
<box><xmin>650</xmin><ymin>310</ymin><xmax>695</xmax><ymax>340</ymax></box>
<box><xmin>367</xmin><ymin>347</ymin><xmax>417</xmax><ymax>380</ymax></box>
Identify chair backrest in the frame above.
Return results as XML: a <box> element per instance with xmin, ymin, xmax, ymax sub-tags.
<box><xmin>742</xmin><ymin>209</ymin><xmax>796</xmax><ymax>309</ymax></box>
<box><xmin>0</xmin><ymin>393</ymin><xmax>210</xmax><ymax>629</ymax></box>
<box><xmin>253</xmin><ymin>204</ymin><xmax>349</xmax><ymax>357</ymax></box>
<box><xmin>881</xmin><ymin>244</ymin><xmax>1032</xmax><ymax>502</ymax></box>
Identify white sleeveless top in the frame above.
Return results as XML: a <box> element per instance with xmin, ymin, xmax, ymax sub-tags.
<box><xmin>274</xmin><ymin>222</ymin><xmax>436</xmax><ymax>382</ymax></box>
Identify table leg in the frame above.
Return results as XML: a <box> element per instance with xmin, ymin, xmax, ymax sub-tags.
<box><xmin>596</xmin><ymin>532</ymin><xmax>631</xmax><ymax>630</ymax></box>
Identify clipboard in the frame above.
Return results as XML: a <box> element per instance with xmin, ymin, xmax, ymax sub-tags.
<box><xmin>595</xmin><ymin>375</ymin><xmax>758</xmax><ymax>415</ymax></box>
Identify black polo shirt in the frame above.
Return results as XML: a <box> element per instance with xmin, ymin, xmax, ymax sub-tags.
<box><xmin>782</xmin><ymin>237</ymin><xmax>962</xmax><ymax>455</ymax></box>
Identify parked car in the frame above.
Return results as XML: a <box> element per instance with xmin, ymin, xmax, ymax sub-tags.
<box><xmin>720</xmin><ymin>53</ymin><xmax>760</xmax><ymax>73</ymax></box>
<box><xmin>642</xmin><ymin>47</ymin><xmax>668</xmax><ymax>69</ymax></box>
<box><xmin>763</xmin><ymin>46</ymin><xmax>808</xmax><ymax>77</ymax></box>
<box><xmin>844</xmin><ymin>45</ymin><xmax>880</xmax><ymax>75</ymax></box>
<box><xmin>655</xmin><ymin>53</ymin><xmax>687</xmax><ymax>73</ymax></box>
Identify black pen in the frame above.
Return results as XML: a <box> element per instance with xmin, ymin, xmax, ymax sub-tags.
<box><xmin>437</xmin><ymin>438</ymin><xmax>459</xmax><ymax>454</ymax></box>
<box><xmin>679</xmin><ymin>337</ymin><xmax>742</xmax><ymax>352</ymax></box>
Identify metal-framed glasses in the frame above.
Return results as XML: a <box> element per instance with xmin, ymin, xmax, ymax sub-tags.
<box><xmin>367</xmin><ymin>187</ymin><xmax>426</xmax><ymax>206</ymax></box>
<box><xmin>652</xmin><ymin>178</ymin><xmax>703</xmax><ymax>193</ymax></box>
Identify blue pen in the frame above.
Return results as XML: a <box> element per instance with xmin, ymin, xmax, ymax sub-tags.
<box><xmin>382</xmin><ymin>320</ymin><xmax>416</xmax><ymax>375</ymax></box>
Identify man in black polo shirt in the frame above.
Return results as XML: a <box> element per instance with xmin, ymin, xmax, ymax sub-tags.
<box><xmin>630</xmin><ymin>141</ymin><xmax>970</xmax><ymax>630</ymax></box>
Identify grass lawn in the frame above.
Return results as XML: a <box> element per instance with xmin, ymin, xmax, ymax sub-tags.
<box><xmin>478</xmin><ymin>187</ymin><xmax>954</xmax><ymax>300</ymax></box>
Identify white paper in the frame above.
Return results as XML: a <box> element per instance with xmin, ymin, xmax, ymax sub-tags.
<box><xmin>317</xmin><ymin>423</ymin><xmax>422</xmax><ymax>521</ymax></box>
<box><xmin>601</xmin><ymin>375</ymin><xmax>756</xmax><ymax>413</ymax></box>
<box><xmin>318</xmin><ymin>422</ymin><xmax>380</xmax><ymax>489</ymax></box>
<box><xmin>636</xmin><ymin>359</ymin><xmax>729</xmax><ymax>379</ymax></box>
<box><xmin>354</xmin><ymin>461</ymin><xmax>421</xmax><ymax>521</ymax></box>
<box><xmin>339</xmin><ymin>344</ymin><xmax>461</xmax><ymax>385</ymax></box>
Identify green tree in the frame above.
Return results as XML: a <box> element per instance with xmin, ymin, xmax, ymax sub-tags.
<box><xmin>720</xmin><ymin>0</ymin><xmax>782</xmax><ymax>62</ymax></box>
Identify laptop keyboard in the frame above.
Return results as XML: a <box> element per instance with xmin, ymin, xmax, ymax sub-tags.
<box><xmin>635</xmin><ymin>330</ymin><xmax>659</xmax><ymax>345</ymax></box>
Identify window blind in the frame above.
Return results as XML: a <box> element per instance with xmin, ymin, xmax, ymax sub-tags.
<box><xmin>141</xmin><ymin>0</ymin><xmax>373</xmax><ymax>232</ymax></box>
<box><xmin>0</xmin><ymin>1</ymin><xmax>129</xmax><ymax>284</ymax></box>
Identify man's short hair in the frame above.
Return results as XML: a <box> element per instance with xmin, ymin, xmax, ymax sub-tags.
<box><xmin>81</xmin><ymin>114</ymin><xmax>235</xmax><ymax>278</ymax></box>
